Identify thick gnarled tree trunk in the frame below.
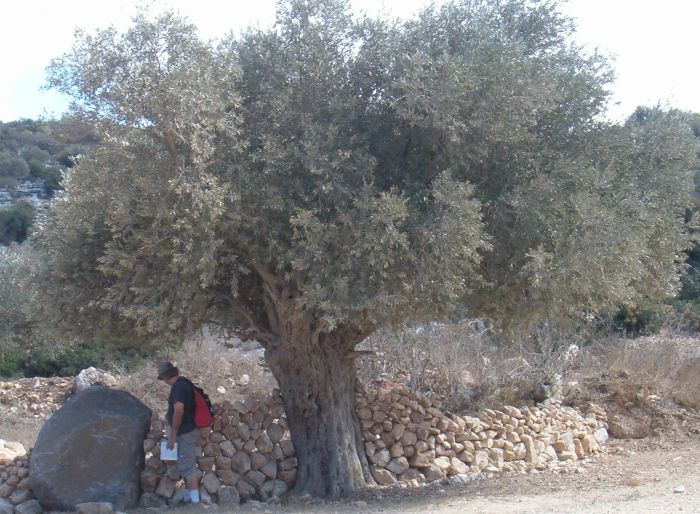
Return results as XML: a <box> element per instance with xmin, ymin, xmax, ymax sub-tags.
<box><xmin>264</xmin><ymin>326</ymin><xmax>373</xmax><ymax>497</ymax></box>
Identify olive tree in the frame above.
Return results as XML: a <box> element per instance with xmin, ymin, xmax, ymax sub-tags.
<box><xmin>34</xmin><ymin>0</ymin><xmax>697</xmax><ymax>496</ymax></box>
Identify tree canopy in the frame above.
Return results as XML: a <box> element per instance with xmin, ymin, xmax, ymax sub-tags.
<box><xmin>33</xmin><ymin>0</ymin><xmax>698</xmax><ymax>496</ymax></box>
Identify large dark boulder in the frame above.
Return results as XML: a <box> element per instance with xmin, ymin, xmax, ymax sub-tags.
<box><xmin>30</xmin><ymin>386</ymin><xmax>151</xmax><ymax>511</ymax></box>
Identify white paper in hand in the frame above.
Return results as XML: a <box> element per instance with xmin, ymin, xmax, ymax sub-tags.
<box><xmin>160</xmin><ymin>440</ymin><xmax>178</xmax><ymax>461</ymax></box>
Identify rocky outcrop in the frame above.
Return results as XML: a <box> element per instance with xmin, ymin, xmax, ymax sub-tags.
<box><xmin>30</xmin><ymin>386</ymin><xmax>151</xmax><ymax>511</ymax></box>
<box><xmin>73</xmin><ymin>368</ymin><xmax>117</xmax><ymax>394</ymax></box>
<box><xmin>0</xmin><ymin>181</ymin><xmax>47</xmax><ymax>209</ymax></box>
<box><xmin>0</xmin><ymin>441</ymin><xmax>26</xmax><ymax>464</ymax></box>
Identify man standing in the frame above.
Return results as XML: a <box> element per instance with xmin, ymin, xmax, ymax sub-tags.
<box><xmin>157</xmin><ymin>362</ymin><xmax>201</xmax><ymax>504</ymax></box>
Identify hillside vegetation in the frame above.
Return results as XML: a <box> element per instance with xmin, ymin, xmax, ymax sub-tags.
<box><xmin>0</xmin><ymin>118</ymin><xmax>95</xmax><ymax>244</ymax></box>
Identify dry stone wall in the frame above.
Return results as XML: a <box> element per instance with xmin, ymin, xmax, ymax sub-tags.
<box><xmin>139</xmin><ymin>387</ymin><xmax>608</xmax><ymax>506</ymax></box>
<box><xmin>0</xmin><ymin>443</ymin><xmax>38</xmax><ymax>514</ymax></box>
<box><xmin>139</xmin><ymin>393</ymin><xmax>293</xmax><ymax>508</ymax></box>
<box><xmin>357</xmin><ymin>388</ymin><xmax>608</xmax><ymax>486</ymax></box>
<box><xmin>0</xmin><ymin>387</ymin><xmax>608</xmax><ymax>510</ymax></box>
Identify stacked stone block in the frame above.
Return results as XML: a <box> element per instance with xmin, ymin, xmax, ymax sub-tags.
<box><xmin>140</xmin><ymin>387</ymin><xmax>607</xmax><ymax>503</ymax></box>
<box><xmin>358</xmin><ymin>388</ymin><xmax>608</xmax><ymax>486</ymax></box>
<box><xmin>0</xmin><ymin>444</ymin><xmax>41</xmax><ymax>514</ymax></box>
<box><xmin>139</xmin><ymin>391</ymin><xmax>294</xmax><ymax>507</ymax></box>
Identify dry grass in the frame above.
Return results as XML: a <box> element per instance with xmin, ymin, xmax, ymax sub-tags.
<box><xmin>360</xmin><ymin>323</ymin><xmax>700</xmax><ymax>417</ymax></box>
<box><xmin>2</xmin><ymin>323</ymin><xmax>697</xmax><ymax>452</ymax></box>
<box><xmin>585</xmin><ymin>330</ymin><xmax>700</xmax><ymax>410</ymax></box>
<box><xmin>358</xmin><ymin>322</ymin><xmax>584</xmax><ymax>414</ymax></box>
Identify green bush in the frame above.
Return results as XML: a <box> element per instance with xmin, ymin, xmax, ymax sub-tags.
<box><xmin>610</xmin><ymin>305</ymin><xmax>669</xmax><ymax>336</ymax></box>
<box><xmin>21</xmin><ymin>146</ymin><xmax>50</xmax><ymax>164</ymax></box>
<box><xmin>0</xmin><ymin>348</ymin><xmax>24</xmax><ymax>378</ymax></box>
<box><xmin>0</xmin><ymin>201</ymin><xmax>35</xmax><ymax>244</ymax></box>
<box><xmin>0</xmin><ymin>156</ymin><xmax>29</xmax><ymax>178</ymax></box>
<box><xmin>40</xmin><ymin>166</ymin><xmax>63</xmax><ymax>196</ymax></box>
<box><xmin>27</xmin><ymin>159</ymin><xmax>47</xmax><ymax>178</ymax></box>
<box><xmin>55</xmin><ymin>145</ymin><xmax>87</xmax><ymax>168</ymax></box>
<box><xmin>22</xmin><ymin>340</ymin><xmax>105</xmax><ymax>377</ymax></box>
<box><xmin>20</xmin><ymin>340</ymin><xmax>148</xmax><ymax>378</ymax></box>
<box><xmin>26</xmin><ymin>160</ymin><xmax>63</xmax><ymax>195</ymax></box>
<box><xmin>667</xmin><ymin>299</ymin><xmax>700</xmax><ymax>332</ymax></box>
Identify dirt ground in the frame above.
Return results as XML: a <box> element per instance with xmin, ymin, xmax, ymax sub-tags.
<box><xmin>213</xmin><ymin>437</ymin><xmax>698</xmax><ymax>514</ymax></box>
<box><xmin>388</xmin><ymin>439</ymin><xmax>699</xmax><ymax>514</ymax></box>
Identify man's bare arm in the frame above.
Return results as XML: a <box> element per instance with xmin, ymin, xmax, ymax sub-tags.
<box><xmin>167</xmin><ymin>402</ymin><xmax>184</xmax><ymax>449</ymax></box>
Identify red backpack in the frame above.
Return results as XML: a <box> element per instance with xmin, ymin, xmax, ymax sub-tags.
<box><xmin>185</xmin><ymin>379</ymin><xmax>214</xmax><ymax>427</ymax></box>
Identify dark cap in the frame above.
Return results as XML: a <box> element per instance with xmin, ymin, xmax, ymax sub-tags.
<box><xmin>157</xmin><ymin>362</ymin><xmax>178</xmax><ymax>380</ymax></box>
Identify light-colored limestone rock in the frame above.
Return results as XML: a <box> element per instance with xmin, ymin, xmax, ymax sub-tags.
<box><xmin>369</xmin><ymin>448</ymin><xmax>391</xmax><ymax>467</ymax></box>
<box><xmin>75</xmin><ymin>502</ymin><xmax>114</xmax><ymax>514</ymax></box>
<box><xmin>371</xmin><ymin>467</ymin><xmax>397</xmax><ymax>486</ymax></box>
<box><xmin>386</xmin><ymin>457</ymin><xmax>410</xmax><ymax>475</ymax></box>
<box><xmin>449</xmin><ymin>457</ymin><xmax>469</xmax><ymax>475</ymax></box>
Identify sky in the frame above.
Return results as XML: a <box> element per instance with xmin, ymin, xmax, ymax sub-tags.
<box><xmin>0</xmin><ymin>0</ymin><xmax>698</xmax><ymax>123</ymax></box>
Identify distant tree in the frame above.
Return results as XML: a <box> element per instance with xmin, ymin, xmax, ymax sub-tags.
<box><xmin>55</xmin><ymin>145</ymin><xmax>88</xmax><ymax>168</ymax></box>
<box><xmin>0</xmin><ymin>155</ymin><xmax>29</xmax><ymax>179</ymax></box>
<box><xmin>21</xmin><ymin>146</ymin><xmax>51</xmax><ymax>164</ymax></box>
<box><xmin>34</xmin><ymin>0</ymin><xmax>697</xmax><ymax>497</ymax></box>
<box><xmin>0</xmin><ymin>201</ymin><xmax>35</xmax><ymax>244</ymax></box>
<box><xmin>27</xmin><ymin>159</ymin><xmax>46</xmax><ymax>178</ymax></box>
<box><xmin>0</xmin><ymin>246</ymin><xmax>35</xmax><ymax>349</ymax></box>
<box><xmin>39</xmin><ymin>166</ymin><xmax>63</xmax><ymax>196</ymax></box>
<box><xmin>0</xmin><ymin>119</ymin><xmax>52</xmax><ymax>153</ymax></box>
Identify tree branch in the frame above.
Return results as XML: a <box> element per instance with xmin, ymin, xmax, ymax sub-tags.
<box><xmin>346</xmin><ymin>350</ymin><xmax>375</xmax><ymax>360</ymax></box>
<box><xmin>263</xmin><ymin>291</ymin><xmax>280</xmax><ymax>335</ymax></box>
<box><xmin>311</xmin><ymin>319</ymin><xmax>329</xmax><ymax>345</ymax></box>
<box><xmin>229</xmin><ymin>303</ymin><xmax>274</xmax><ymax>346</ymax></box>
<box><xmin>251</xmin><ymin>260</ymin><xmax>278</xmax><ymax>296</ymax></box>
<box><xmin>221</xmin><ymin>236</ymin><xmax>279</xmax><ymax>301</ymax></box>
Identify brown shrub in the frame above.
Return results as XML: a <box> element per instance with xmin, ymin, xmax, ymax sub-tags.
<box><xmin>573</xmin><ymin>330</ymin><xmax>700</xmax><ymax>412</ymax></box>
<box><xmin>358</xmin><ymin>322</ymin><xmax>584</xmax><ymax>414</ymax></box>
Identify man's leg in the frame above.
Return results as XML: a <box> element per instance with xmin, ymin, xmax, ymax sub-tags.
<box><xmin>176</xmin><ymin>429</ymin><xmax>201</xmax><ymax>503</ymax></box>
<box><xmin>186</xmin><ymin>473</ymin><xmax>201</xmax><ymax>501</ymax></box>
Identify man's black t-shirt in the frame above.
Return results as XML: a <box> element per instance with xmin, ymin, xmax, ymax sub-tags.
<box><xmin>166</xmin><ymin>377</ymin><xmax>196</xmax><ymax>435</ymax></box>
